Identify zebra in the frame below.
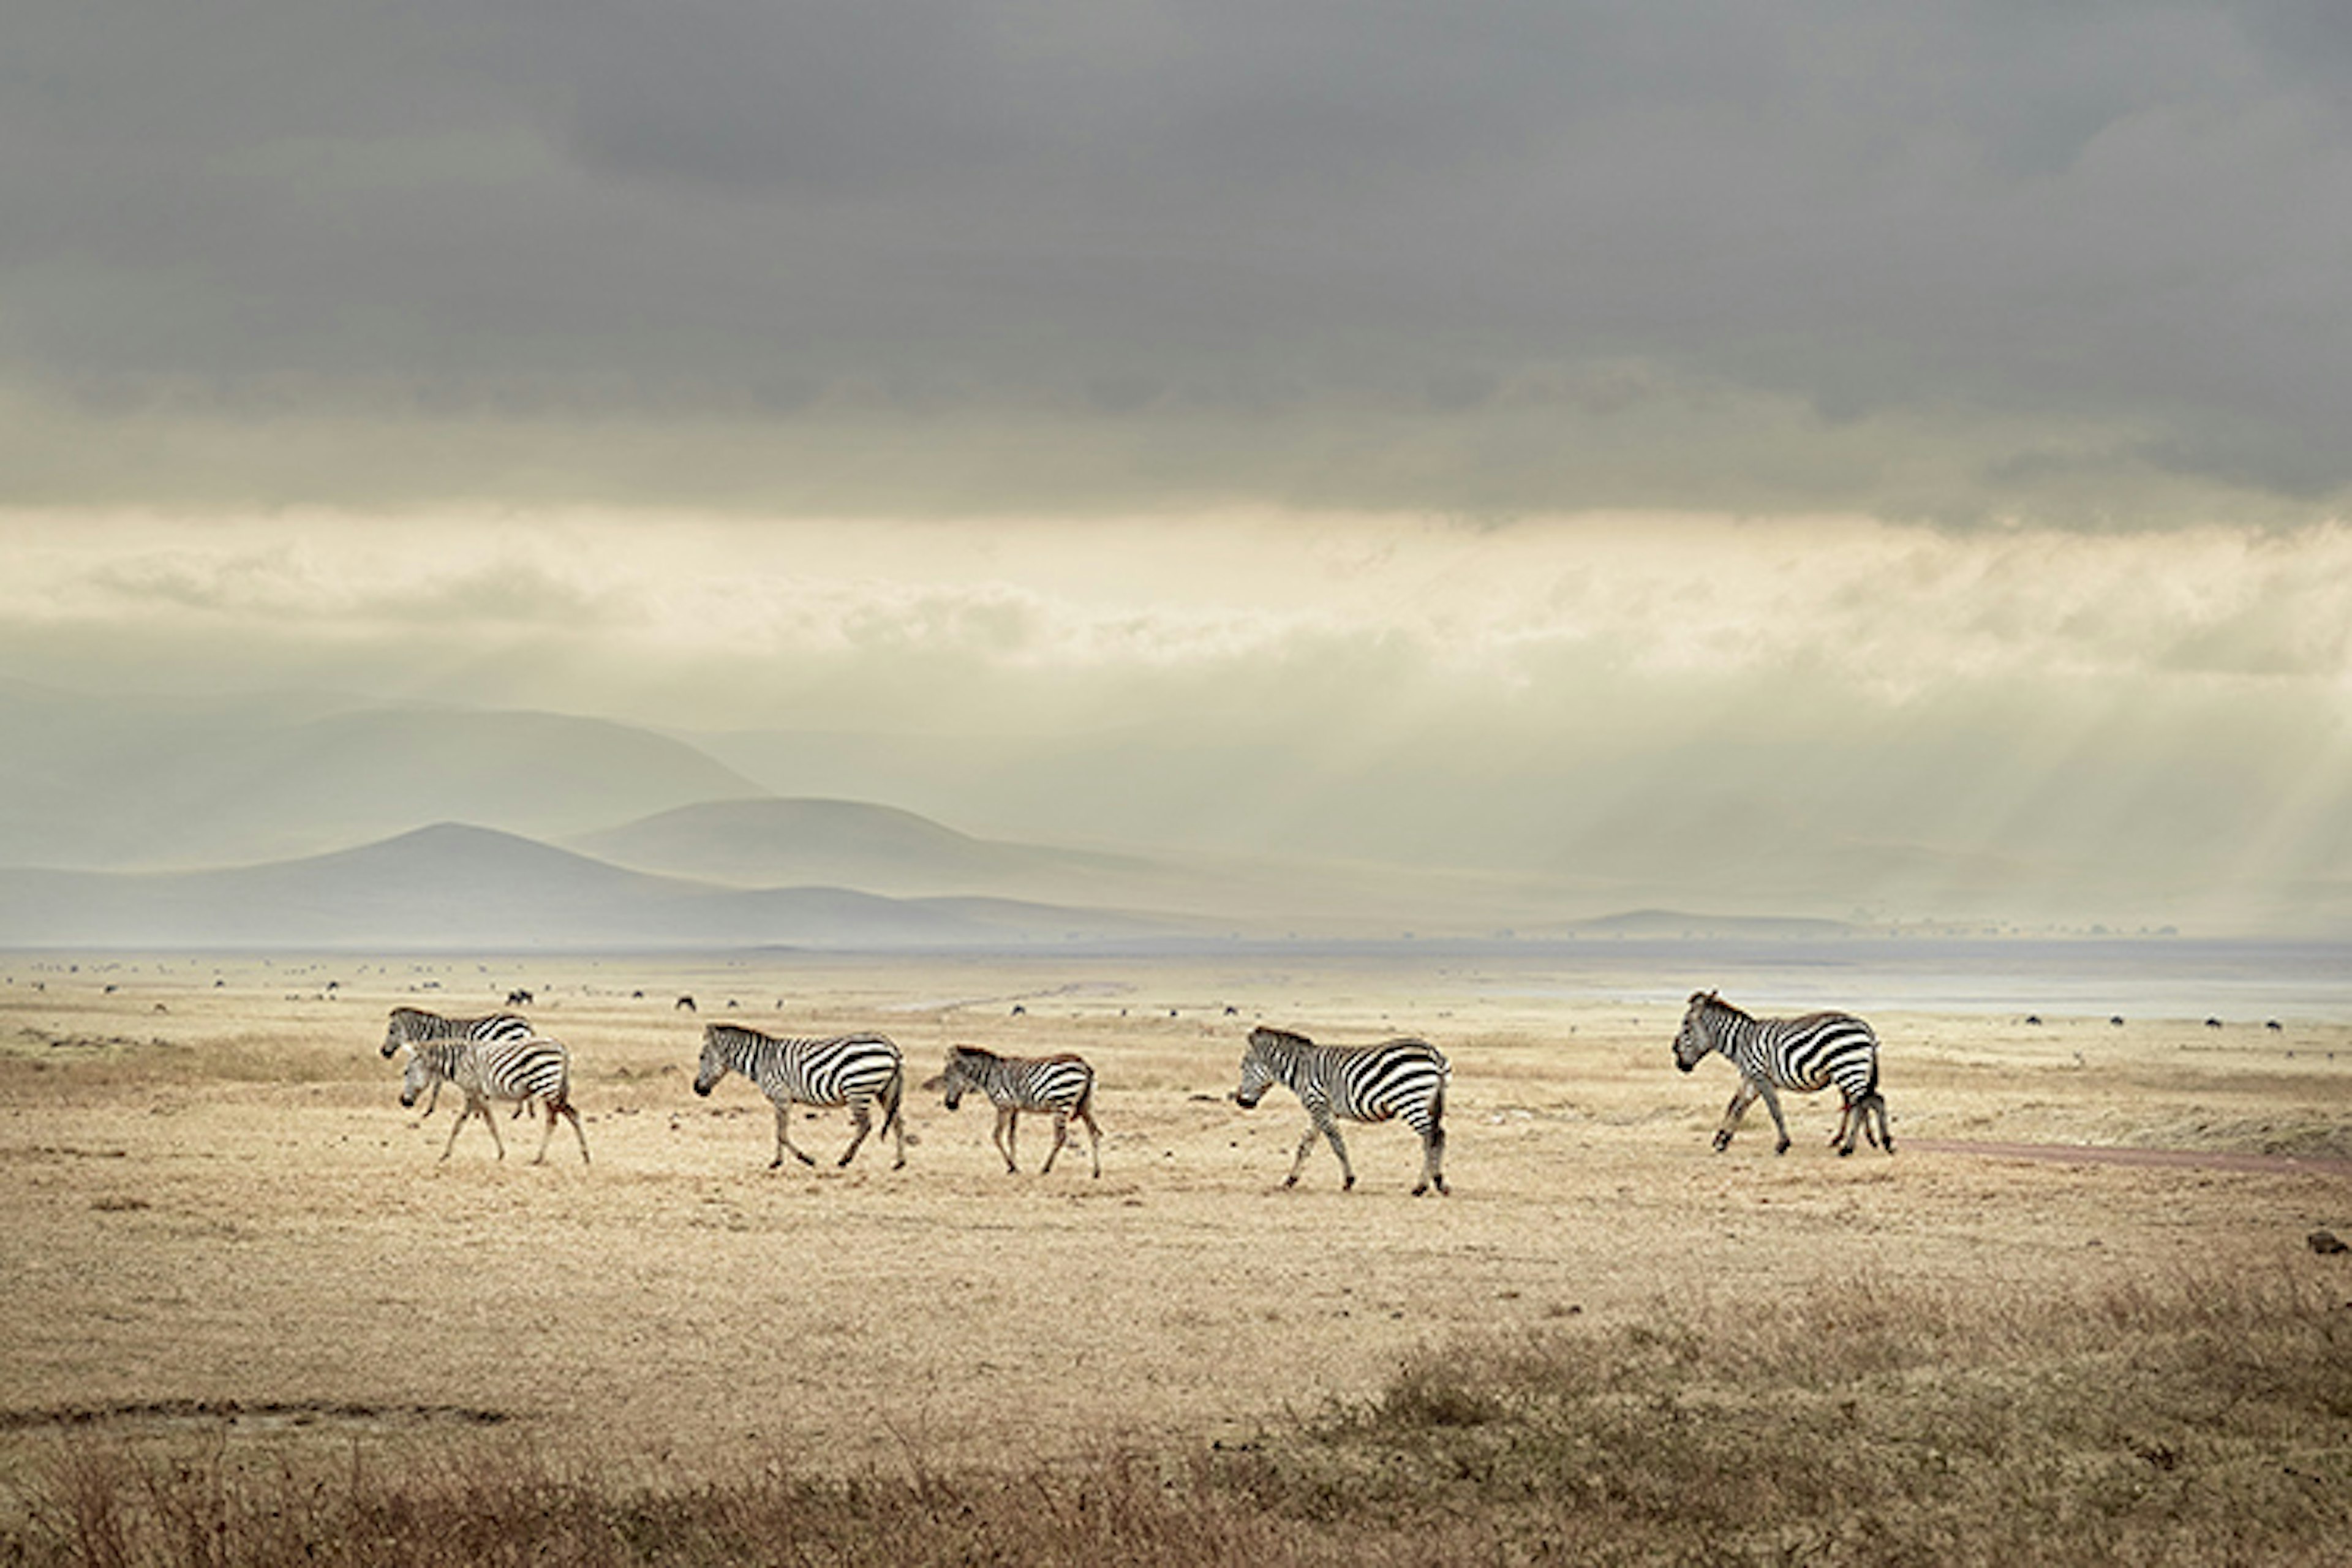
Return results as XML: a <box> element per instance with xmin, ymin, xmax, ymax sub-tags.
<box><xmin>1231</xmin><ymin>1025</ymin><xmax>1450</xmax><ymax>1195</ymax></box>
<box><xmin>921</xmin><ymin>1044</ymin><xmax>1102</xmax><ymax>1177</ymax></box>
<box><xmin>1672</xmin><ymin>990</ymin><xmax>1891</xmax><ymax>1156</ymax></box>
<box><xmin>380</xmin><ymin>1005</ymin><xmax>535</xmax><ymax>1117</ymax></box>
<box><xmin>399</xmin><ymin>1035</ymin><xmax>590</xmax><ymax>1165</ymax></box>
<box><xmin>693</xmin><ymin>1023</ymin><xmax>907</xmax><ymax>1170</ymax></box>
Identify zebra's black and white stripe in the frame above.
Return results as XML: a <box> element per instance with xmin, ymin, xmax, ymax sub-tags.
<box><xmin>693</xmin><ymin>1024</ymin><xmax>907</xmax><ymax>1170</ymax></box>
<box><xmin>380</xmin><ymin>1005</ymin><xmax>536</xmax><ymax>1117</ymax></box>
<box><xmin>1672</xmin><ymin>990</ymin><xmax>1892</xmax><ymax>1156</ymax></box>
<box><xmin>1232</xmin><ymin>1025</ymin><xmax>1450</xmax><ymax>1195</ymax></box>
<box><xmin>399</xmin><ymin>1035</ymin><xmax>590</xmax><ymax>1165</ymax></box>
<box><xmin>921</xmin><ymin>1044</ymin><xmax>1101</xmax><ymax>1177</ymax></box>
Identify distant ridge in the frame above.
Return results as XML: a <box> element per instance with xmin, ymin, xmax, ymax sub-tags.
<box><xmin>0</xmin><ymin>690</ymin><xmax>769</xmax><ymax>870</ymax></box>
<box><xmin>0</xmin><ymin>823</ymin><xmax>1195</xmax><ymax>950</ymax></box>
<box><xmin>570</xmin><ymin>796</ymin><xmax>1172</xmax><ymax>898</ymax></box>
<box><xmin>1568</xmin><ymin>910</ymin><xmax>1853</xmax><ymax>940</ymax></box>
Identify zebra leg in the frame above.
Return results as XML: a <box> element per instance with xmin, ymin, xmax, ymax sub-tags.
<box><xmin>1867</xmin><ymin>1091</ymin><xmax>1894</xmax><ymax>1154</ymax></box>
<box><xmin>881</xmin><ymin>1067</ymin><xmax>907</xmax><ymax>1171</ymax></box>
<box><xmin>1039</xmin><ymin>1108</ymin><xmax>1069</xmax><ymax>1175</ymax></box>
<box><xmin>559</xmin><ymin>1100</ymin><xmax>591</xmax><ymax>1165</ymax></box>
<box><xmin>1714</xmin><ymin>1080</ymin><xmax>1763</xmax><ymax>1152</ymax></box>
<box><xmin>1412</xmin><ymin>1123</ymin><xmax>1449</xmax><ymax>1197</ymax></box>
<box><xmin>438</xmin><ymin>1101</ymin><xmax>471</xmax><ymax>1161</ymax></box>
<box><xmin>1316</xmin><ymin>1108</ymin><xmax>1357</xmax><ymax>1192</ymax></box>
<box><xmin>1284</xmin><ymin>1121</ymin><xmax>1322</xmax><ymax>1188</ymax></box>
<box><xmin>992</xmin><ymin>1105</ymin><xmax>1019</xmax><ymax>1173</ymax></box>
<box><xmin>1754</xmin><ymin>1080</ymin><xmax>1793</xmax><ymax>1155</ymax></box>
<box><xmin>1077</xmin><ymin>1104</ymin><xmax>1102</xmax><ymax>1178</ymax></box>
<box><xmin>772</xmin><ymin>1102</ymin><xmax>815</xmax><ymax>1169</ymax></box>
<box><xmin>837</xmin><ymin>1100</ymin><xmax>874</xmax><ymax>1167</ymax></box>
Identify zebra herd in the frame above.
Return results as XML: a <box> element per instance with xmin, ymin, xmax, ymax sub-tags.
<box><xmin>375</xmin><ymin>989</ymin><xmax>1894</xmax><ymax>1186</ymax></box>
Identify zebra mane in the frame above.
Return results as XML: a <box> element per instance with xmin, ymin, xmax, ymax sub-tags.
<box><xmin>1250</xmin><ymin>1025</ymin><xmax>1314</xmax><ymax>1050</ymax></box>
<box><xmin>948</xmin><ymin>1044</ymin><xmax>1002</xmax><ymax>1064</ymax></box>
<box><xmin>1691</xmin><ymin>990</ymin><xmax>1753</xmax><ymax>1021</ymax></box>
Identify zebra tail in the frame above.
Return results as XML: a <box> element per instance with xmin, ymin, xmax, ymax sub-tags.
<box><xmin>879</xmin><ymin>1060</ymin><xmax>906</xmax><ymax>1135</ymax></box>
<box><xmin>1428</xmin><ymin>1080</ymin><xmax>1448</xmax><ymax>1153</ymax></box>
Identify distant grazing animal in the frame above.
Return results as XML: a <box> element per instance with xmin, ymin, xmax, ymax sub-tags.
<box><xmin>676</xmin><ymin>995</ymin><xmax>697</xmax><ymax>1012</ymax></box>
<box><xmin>922</xmin><ymin>1045</ymin><xmax>1101</xmax><ymax>1177</ymax></box>
<box><xmin>1232</xmin><ymin>1025</ymin><xmax>1450</xmax><ymax>1195</ymax></box>
<box><xmin>1672</xmin><ymin>991</ymin><xmax>1891</xmax><ymax>1156</ymax></box>
<box><xmin>505</xmin><ymin>989</ymin><xmax>535</xmax><ymax>1007</ymax></box>
<box><xmin>2111</xmin><ymin>1016</ymin><xmax>2125</xmax><ymax>1027</ymax></box>
<box><xmin>2266</xmin><ymin>1020</ymin><xmax>2284</xmax><ymax>1032</ymax></box>
<box><xmin>399</xmin><ymin>1036</ymin><xmax>589</xmax><ymax>1164</ymax></box>
<box><xmin>693</xmin><ymin>1024</ymin><xmax>905</xmax><ymax>1170</ymax></box>
<box><xmin>2024</xmin><ymin>1015</ymin><xmax>2042</xmax><ymax>1027</ymax></box>
<box><xmin>2206</xmin><ymin>1017</ymin><xmax>2223</xmax><ymax>1030</ymax></box>
<box><xmin>380</xmin><ymin>1006</ymin><xmax>535</xmax><ymax>1118</ymax></box>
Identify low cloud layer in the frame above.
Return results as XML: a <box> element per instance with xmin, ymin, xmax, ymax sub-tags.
<box><xmin>4</xmin><ymin>516</ymin><xmax>2349</xmax><ymax>932</ymax></box>
<box><xmin>6</xmin><ymin>3</ymin><xmax>2351</xmax><ymax>520</ymax></box>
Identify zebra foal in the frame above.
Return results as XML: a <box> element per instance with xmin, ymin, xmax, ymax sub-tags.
<box><xmin>922</xmin><ymin>1044</ymin><xmax>1102</xmax><ymax>1177</ymax></box>
<box><xmin>399</xmin><ymin>1035</ymin><xmax>590</xmax><ymax>1165</ymax></box>
<box><xmin>1672</xmin><ymin>990</ymin><xmax>1892</xmax><ymax>1156</ymax></box>
<box><xmin>693</xmin><ymin>1024</ymin><xmax>907</xmax><ymax>1170</ymax></box>
<box><xmin>380</xmin><ymin>1005</ymin><xmax>535</xmax><ymax>1117</ymax></box>
<box><xmin>1232</xmin><ymin>1025</ymin><xmax>1450</xmax><ymax>1195</ymax></box>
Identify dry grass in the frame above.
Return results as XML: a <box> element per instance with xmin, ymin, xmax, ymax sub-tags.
<box><xmin>5</xmin><ymin>1271</ymin><xmax>2346</xmax><ymax>1566</ymax></box>
<box><xmin>2</xmin><ymin>952</ymin><xmax>2350</xmax><ymax>1563</ymax></box>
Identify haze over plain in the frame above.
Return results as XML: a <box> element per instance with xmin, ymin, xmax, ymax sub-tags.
<box><xmin>5</xmin><ymin>4</ymin><xmax>2350</xmax><ymax>939</ymax></box>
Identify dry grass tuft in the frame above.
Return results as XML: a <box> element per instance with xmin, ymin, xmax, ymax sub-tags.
<box><xmin>6</xmin><ymin>1270</ymin><xmax>2346</xmax><ymax>1567</ymax></box>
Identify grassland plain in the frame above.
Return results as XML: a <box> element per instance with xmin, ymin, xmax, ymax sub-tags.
<box><xmin>1</xmin><ymin>950</ymin><xmax>2348</xmax><ymax>1564</ymax></box>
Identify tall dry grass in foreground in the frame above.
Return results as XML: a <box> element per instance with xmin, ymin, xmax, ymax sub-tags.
<box><xmin>6</xmin><ymin>1269</ymin><xmax>2347</xmax><ymax>1567</ymax></box>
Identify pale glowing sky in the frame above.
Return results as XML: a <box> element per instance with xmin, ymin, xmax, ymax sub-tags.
<box><xmin>6</xmin><ymin>5</ymin><xmax>2352</xmax><ymax>930</ymax></box>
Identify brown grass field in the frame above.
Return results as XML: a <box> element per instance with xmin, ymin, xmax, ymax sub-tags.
<box><xmin>2</xmin><ymin>949</ymin><xmax>2348</xmax><ymax>1564</ymax></box>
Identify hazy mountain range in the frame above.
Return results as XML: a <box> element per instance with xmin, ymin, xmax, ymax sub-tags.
<box><xmin>0</xmin><ymin>679</ymin><xmax>2305</xmax><ymax>946</ymax></box>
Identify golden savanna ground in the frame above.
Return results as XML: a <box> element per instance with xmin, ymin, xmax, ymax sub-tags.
<box><xmin>2</xmin><ymin>950</ymin><xmax>2348</xmax><ymax>1561</ymax></box>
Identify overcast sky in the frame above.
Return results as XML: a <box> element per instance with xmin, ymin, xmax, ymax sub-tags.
<box><xmin>5</xmin><ymin>4</ymin><xmax>2351</xmax><ymax>930</ymax></box>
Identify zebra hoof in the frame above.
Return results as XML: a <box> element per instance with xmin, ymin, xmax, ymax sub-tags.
<box><xmin>1436</xmin><ymin>1178</ymin><xmax>1450</xmax><ymax>1196</ymax></box>
<box><xmin>1411</xmin><ymin>1182</ymin><xmax>1427</xmax><ymax>1196</ymax></box>
<box><xmin>1711</xmin><ymin>1134</ymin><xmax>1731</xmax><ymax>1153</ymax></box>
<box><xmin>1837</xmin><ymin>1145</ymin><xmax>1853</xmax><ymax>1158</ymax></box>
<box><xmin>1283</xmin><ymin>1175</ymin><xmax>1298</xmax><ymax>1189</ymax></box>
<box><xmin>1342</xmin><ymin>1175</ymin><xmax>1356</xmax><ymax>1192</ymax></box>
<box><xmin>1774</xmin><ymin>1141</ymin><xmax>1791</xmax><ymax>1156</ymax></box>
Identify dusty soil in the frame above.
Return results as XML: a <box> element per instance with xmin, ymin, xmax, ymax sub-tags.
<box><xmin>2</xmin><ymin>951</ymin><xmax>2348</xmax><ymax>1483</ymax></box>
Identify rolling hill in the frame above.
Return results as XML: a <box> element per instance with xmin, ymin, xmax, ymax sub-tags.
<box><xmin>0</xmin><ymin>823</ymin><xmax>1196</xmax><ymax>949</ymax></box>
<box><xmin>0</xmin><ymin>683</ymin><xmax>768</xmax><ymax>869</ymax></box>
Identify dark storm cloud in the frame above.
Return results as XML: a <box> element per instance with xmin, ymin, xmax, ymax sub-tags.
<box><xmin>5</xmin><ymin>2</ymin><xmax>2349</xmax><ymax>516</ymax></box>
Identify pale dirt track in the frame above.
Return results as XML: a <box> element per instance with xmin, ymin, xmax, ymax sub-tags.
<box><xmin>2</xmin><ymin>953</ymin><xmax>2348</xmax><ymax>1484</ymax></box>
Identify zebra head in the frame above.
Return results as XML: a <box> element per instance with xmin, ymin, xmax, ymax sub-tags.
<box><xmin>380</xmin><ymin>1006</ymin><xmax>424</xmax><ymax>1058</ymax></box>
<box><xmin>1673</xmin><ymin>991</ymin><xmax>1723</xmax><ymax>1073</ymax></box>
<box><xmin>1234</xmin><ymin>1026</ymin><xmax>1298</xmax><ymax>1107</ymax></box>
<box><xmin>692</xmin><ymin>1026</ymin><xmax>730</xmax><ymax>1097</ymax></box>
<box><xmin>921</xmin><ymin>1046</ymin><xmax>984</xmax><ymax>1110</ymax></box>
<box><xmin>398</xmin><ymin>1046</ymin><xmax>436</xmax><ymax>1109</ymax></box>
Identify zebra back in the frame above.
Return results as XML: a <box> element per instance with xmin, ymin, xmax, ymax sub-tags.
<box><xmin>932</xmin><ymin>1044</ymin><xmax>1093</xmax><ymax>1112</ymax></box>
<box><xmin>1242</xmin><ymin>1025</ymin><xmax>1448</xmax><ymax>1128</ymax></box>
<box><xmin>1679</xmin><ymin>991</ymin><xmax>1879</xmax><ymax>1100</ymax></box>
<box><xmin>699</xmin><ymin>1023</ymin><xmax>902</xmax><ymax>1109</ymax></box>
<box><xmin>381</xmin><ymin>1005</ymin><xmax>533</xmax><ymax>1059</ymax></box>
<box><xmin>402</xmin><ymin>1035</ymin><xmax>570</xmax><ymax>1108</ymax></box>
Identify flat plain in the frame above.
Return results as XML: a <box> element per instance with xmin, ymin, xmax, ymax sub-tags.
<box><xmin>2</xmin><ymin>948</ymin><xmax>2348</xmax><ymax>1501</ymax></box>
